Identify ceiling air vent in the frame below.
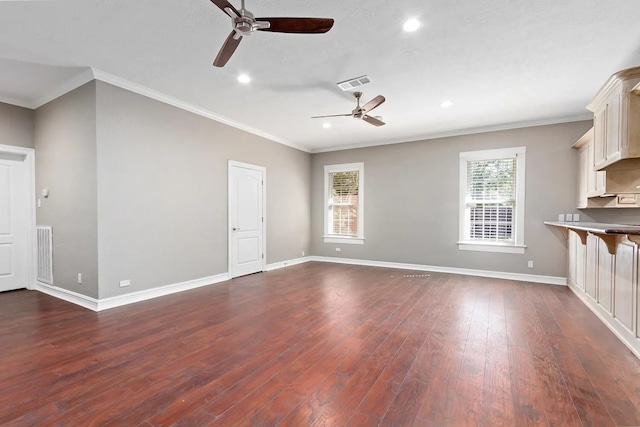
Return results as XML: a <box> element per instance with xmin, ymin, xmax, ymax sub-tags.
<box><xmin>337</xmin><ymin>75</ymin><xmax>371</xmax><ymax>91</ymax></box>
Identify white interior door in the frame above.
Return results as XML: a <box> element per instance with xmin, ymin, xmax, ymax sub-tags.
<box><xmin>0</xmin><ymin>153</ymin><xmax>28</xmax><ymax>292</ymax></box>
<box><xmin>229</xmin><ymin>161</ymin><xmax>265</xmax><ymax>278</ymax></box>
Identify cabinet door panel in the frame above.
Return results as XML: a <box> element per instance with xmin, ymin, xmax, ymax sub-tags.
<box><xmin>597</xmin><ymin>242</ymin><xmax>613</xmax><ymax>313</ymax></box>
<box><xmin>578</xmin><ymin>145</ymin><xmax>588</xmax><ymax>207</ymax></box>
<box><xmin>576</xmin><ymin>235</ymin><xmax>586</xmax><ymax>291</ymax></box>
<box><xmin>568</xmin><ymin>231</ymin><xmax>577</xmax><ymax>285</ymax></box>
<box><xmin>593</xmin><ymin>108</ymin><xmax>607</xmax><ymax>168</ymax></box>
<box><xmin>585</xmin><ymin>234</ymin><xmax>598</xmax><ymax>299</ymax></box>
<box><xmin>613</xmin><ymin>242</ymin><xmax>635</xmax><ymax>332</ymax></box>
<box><xmin>606</xmin><ymin>95</ymin><xmax>621</xmax><ymax>160</ymax></box>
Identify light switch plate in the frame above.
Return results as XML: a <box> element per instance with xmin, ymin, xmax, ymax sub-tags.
<box><xmin>558</xmin><ymin>214</ymin><xmax>565</xmax><ymax>222</ymax></box>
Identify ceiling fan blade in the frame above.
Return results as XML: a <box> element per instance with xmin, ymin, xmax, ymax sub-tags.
<box><xmin>361</xmin><ymin>95</ymin><xmax>385</xmax><ymax>113</ymax></box>
<box><xmin>256</xmin><ymin>17</ymin><xmax>334</xmax><ymax>34</ymax></box>
<box><xmin>213</xmin><ymin>31</ymin><xmax>242</xmax><ymax>67</ymax></box>
<box><xmin>311</xmin><ymin>113</ymin><xmax>352</xmax><ymax>118</ymax></box>
<box><xmin>210</xmin><ymin>0</ymin><xmax>240</xmax><ymax>17</ymax></box>
<box><xmin>363</xmin><ymin>115</ymin><xmax>386</xmax><ymax>127</ymax></box>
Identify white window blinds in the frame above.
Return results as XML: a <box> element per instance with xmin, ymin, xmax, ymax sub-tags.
<box><xmin>466</xmin><ymin>158</ymin><xmax>517</xmax><ymax>242</ymax></box>
<box><xmin>328</xmin><ymin>171</ymin><xmax>359</xmax><ymax>236</ymax></box>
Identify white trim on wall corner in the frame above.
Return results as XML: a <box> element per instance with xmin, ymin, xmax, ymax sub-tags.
<box><xmin>265</xmin><ymin>257</ymin><xmax>309</xmax><ymax>272</ymax></box>
<box><xmin>34</xmin><ymin>282</ymin><xmax>99</xmax><ymax>311</ymax></box>
<box><xmin>306</xmin><ymin>256</ymin><xmax>567</xmax><ymax>286</ymax></box>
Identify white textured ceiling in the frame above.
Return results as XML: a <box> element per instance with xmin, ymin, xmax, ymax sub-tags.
<box><xmin>1</xmin><ymin>0</ymin><xmax>640</xmax><ymax>152</ymax></box>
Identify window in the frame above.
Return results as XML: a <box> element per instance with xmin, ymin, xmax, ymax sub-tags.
<box><xmin>324</xmin><ymin>163</ymin><xmax>364</xmax><ymax>244</ymax></box>
<box><xmin>458</xmin><ymin>147</ymin><xmax>526</xmax><ymax>254</ymax></box>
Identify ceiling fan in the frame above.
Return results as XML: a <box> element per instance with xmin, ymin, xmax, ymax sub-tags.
<box><xmin>210</xmin><ymin>0</ymin><xmax>335</xmax><ymax>67</ymax></box>
<box><xmin>312</xmin><ymin>92</ymin><xmax>386</xmax><ymax>126</ymax></box>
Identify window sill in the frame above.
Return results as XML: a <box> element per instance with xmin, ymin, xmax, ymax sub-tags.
<box><xmin>457</xmin><ymin>241</ymin><xmax>526</xmax><ymax>254</ymax></box>
<box><xmin>323</xmin><ymin>236</ymin><xmax>365</xmax><ymax>245</ymax></box>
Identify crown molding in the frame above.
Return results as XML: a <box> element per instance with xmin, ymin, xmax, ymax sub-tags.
<box><xmin>0</xmin><ymin>94</ymin><xmax>32</xmax><ymax>109</ymax></box>
<box><xmin>3</xmin><ymin>65</ymin><xmax>595</xmax><ymax>155</ymax></box>
<box><xmin>91</xmin><ymin>69</ymin><xmax>311</xmax><ymax>153</ymax></box>
<box><xmin>31</xmin><ymin>68</ymin><xmax>95</xmax><ymax>109</ymax></box>
<box><xmin>311</xmin><ymin>113</ymin><xmax>593</xmax><ymax>153</ymax></box>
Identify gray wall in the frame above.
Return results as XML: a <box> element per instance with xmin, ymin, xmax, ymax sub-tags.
<box><xmin>34</xmin><ymin>82</ymin><xmax>99</xmax><ymax>298</ymax></box>
<box><xmin>95</xmin><ymin>82</ymin><xmax>310</xmax><ymax>299</ymax></box>
<box><xmin>311</xmin><ymin>121</ymin><xmax>594</xmax><ymax>278</ymax></box>
<box><xmin>0</xmin><ymin>102</ymin><xmax>34</xmax><ymax>149</ymax></box>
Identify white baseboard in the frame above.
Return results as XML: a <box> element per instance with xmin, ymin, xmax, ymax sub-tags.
<box><xmin>307</xmin><ymin>256</ymin><xmax>567</xmax><ymax>286</ymax></box>
<box><xmin>96</xmin><ymin>273</ymin><xmax>230</xmax><ymax>311</ymax></box>
<box><xmin>265</xmin><ymin>257</ymin><xmax>309</xmax><ymax>272</ymax></box>
<box><xmin>33</xmin><ymin>257</ymin><xmax>566</xmax><ymax>312</ymax></box>
<box><xmin>34</xmin><ymin>273</ymin><xmax>230</xmax><ymax>312</ymax></box>
<box><xmin>34</xmin><ymin>282</ymin><xmax>99</xmax><ymax>311</ymax></box>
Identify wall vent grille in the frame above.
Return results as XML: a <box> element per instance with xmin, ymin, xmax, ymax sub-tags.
<box><xmin>37</xmin><ymin>226</ymin><xmax>53</xmax><ymax>284</ymax></box>
<box><xmin>337</xmin><ymin>75</ymin><xmax>371</xmax><ymax>91</ymax></box>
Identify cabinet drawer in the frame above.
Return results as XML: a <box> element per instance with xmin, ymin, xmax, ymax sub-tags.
<box><xmin>618</xmin><ymin>194</ymin><xmax>638</xmax><ymax>204</ymax></box>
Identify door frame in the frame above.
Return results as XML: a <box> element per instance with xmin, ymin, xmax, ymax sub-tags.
<box><xmin>0</xmin><ymin>144</ymin><xmax>36</xmax><ymax>290</ymax></box>
<box><xmin>228</xmin><ymin>160</ymin><xmax>266</xmax><ymax>278</ymax></box>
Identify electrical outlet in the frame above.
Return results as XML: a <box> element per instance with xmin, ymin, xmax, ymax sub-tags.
<box><xmin>335</xmin><ymin>247</ymin><xmax>341</xmax><ymax>252</ymax></box>
<box><xmin>527</xmin><ymin>261</ymin><xmax>534</xmax><ymax>269</ymax></box>
<box><xmin>119</xmin><ymin>279</ymin><xmax>131</xmax><ymax>288</ymax></box>
<box><xmin>565</xmin><ymin>213</ymin><xmax>573</xmax><ymax>222</ymax></box>
<box><xmin>573</xmin><ymin>213</ymin><xmax>580</xmax><ymax>222</ymax></box>
<box><xmin>558</xmin><ymin>214</ymin><xmax>565</xmax><ymax>222</ymax></box>
<box><xmin>77</xmin><ymin>273</ymin><xmax>82</xmax><ymax>284</ymax></box>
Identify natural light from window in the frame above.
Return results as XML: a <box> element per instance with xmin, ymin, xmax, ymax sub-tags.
<box><xmin>458</xmin><ymin>147</ymin><xmax>526</xmax><ymax>254</ymax></box>
<box><xmin>324</xmin><ymin>162</ymin><xmax>365</xmax><ymax>245</ymax></box>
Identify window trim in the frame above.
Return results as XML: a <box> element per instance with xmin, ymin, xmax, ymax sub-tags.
<box><xmin>323</xmin><ymin>162</ymin><xmax>365</xmax><ymax>244</ymax></box>
<box><xmin>458</xmin><ymin>147</ymin><xmax>526</xmax><ymax>254</ymax></box>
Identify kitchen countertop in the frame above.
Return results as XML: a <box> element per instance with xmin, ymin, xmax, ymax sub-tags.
<box><xmin>544</xmin><ymin>221</ymin><xmax>640</xmax><ymax>235</ymax></box>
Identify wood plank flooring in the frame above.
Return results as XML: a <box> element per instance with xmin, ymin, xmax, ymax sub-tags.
<box><xmin>1</xmin><ymin>262</ymin><xmax>640</xmax><ymax>426</ymax></box>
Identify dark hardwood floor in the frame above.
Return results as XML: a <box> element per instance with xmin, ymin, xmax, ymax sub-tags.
<box><xmin>2</xmin><ymin>262</ymin><xmax>640</xmax><ymax>426</ymax></box>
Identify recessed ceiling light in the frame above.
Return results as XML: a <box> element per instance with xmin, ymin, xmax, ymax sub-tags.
<box><xmin>403</xmin><ymin>19</ymin><xmax>421</xmax><ymax>32</ymax></box>
<box><xmin>440</xmin><ymin>100</ymin><xmax>453</xmax><ymax>108</ymax></box>
<box><xmin>237</xmin><ymin>74</ymin><xmax>251</xmax><ymax>84</ymax></box>
<box><xmin>322</xmin><ymin>122</ymin><xmax>332</xmax><ymax>129</ymax></box>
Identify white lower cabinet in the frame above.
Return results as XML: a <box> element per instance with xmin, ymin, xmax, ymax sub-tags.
<box><xmin>567</xmin><ymin>230</ymin><xmax>640</xmax><ymax>358</ymax></box>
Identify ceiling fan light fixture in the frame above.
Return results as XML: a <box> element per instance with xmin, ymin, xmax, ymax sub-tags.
<box><xmin>403</xmin><ymin>19</ymin><xmax>421</xmax><ymax>32</ymax></box>
<box><xmin>237</xmin><ymin>74</ymin><xmax>251</xmax><ymax>83</ymax></box>
<box><xmin>440</xmin><ymin>100</ymin><xmax>453</xmax><ymax>108</ymax></box>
